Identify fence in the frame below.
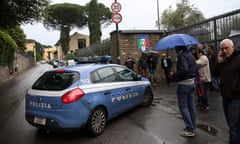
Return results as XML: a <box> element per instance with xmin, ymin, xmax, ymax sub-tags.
<box><xmin>169</xmin><ymin>9</ymin><xmax>240</xmax><ymax>51</ymax></box>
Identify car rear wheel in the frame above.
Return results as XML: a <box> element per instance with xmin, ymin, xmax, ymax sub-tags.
<box><xmin>141</xmin><ymin>88</ymin><xmax>153</xmax><ymax>106</ymax></box>
<box><xmin>87</xmin><ymin>107</ymin><xmax>107</xmax><ymax>136</ymax></box>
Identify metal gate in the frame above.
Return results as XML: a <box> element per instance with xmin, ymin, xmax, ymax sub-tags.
<box><xmin>169</xmin><ymin>9</ymin><xmax>240</xmax><ymax>51</ymax></box>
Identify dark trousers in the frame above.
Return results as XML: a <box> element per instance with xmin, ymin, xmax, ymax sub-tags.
<box><xmin>197</xmin><ymin>82</ymin><xmax>210</xmax><ymax>108</ymax></box>
<box><xmin>223</xmin><ymin>98</ymin><xmax>240</xmax><ymax>144</ymax></box>
<box><xmin>163</xmin><ymin>68</ymin><xmax>171</xmax><ymax>84</ymax></box>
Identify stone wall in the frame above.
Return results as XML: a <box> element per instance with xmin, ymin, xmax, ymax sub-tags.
<box><xmin>110</xmin><ymin>31</ymin><xmax>163</xmax><ymax>63</ymax></box>
<box><xmin>0</xmin><ymin>52</ymin><xmax>35</xmax><ymax>84</ymax></box>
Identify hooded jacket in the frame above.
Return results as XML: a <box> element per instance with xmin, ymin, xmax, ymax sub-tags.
<box><xmin>173</xmin><ymin>49</ymin><xmax>196</xmax><ymax>82</ymax></box>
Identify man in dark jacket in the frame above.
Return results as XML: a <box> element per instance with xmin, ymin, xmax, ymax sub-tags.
<box><xmin>124</xmin><ymin>53</ymin><xmax>135</xmax><ymax>70</ymax></box>
<box><xmin>216</xmin><ymin>39</ymin><xmax>240</xmax><ymax>144</ymax></box>
<box><xmin>171</xmin><ymin>46</ymin><xmax>197</xmax><ymax>137</ymax></box>
<box><xmin>138</xmin><ymin>52</ymin><xmax>149</xmax><ymax>78</ymax></box>
<box><xmin>147</xmin><ymin>53</ymin><xmax>159</xmax><ymax>87</ymax></box>
<box><xmin>207</xmin><ymin>45</ymin><xmax>219</xmax><ymax>91</ymax></box>
<box><xmin>161</xmin><ymin>53</ymin><xmax>172</xmax><ymax>85</ymax></box>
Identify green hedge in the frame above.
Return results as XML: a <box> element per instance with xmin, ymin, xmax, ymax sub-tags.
<box><xmin>0</xmin><ymin>30</ymin><xmax>17</xmax><ymax>66</ymax></box>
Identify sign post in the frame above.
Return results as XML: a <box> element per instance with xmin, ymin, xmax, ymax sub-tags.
<box><xmin>111</xmin><ymin>0</ymin><xmax>122</xmax><ymax>64</ymax></box>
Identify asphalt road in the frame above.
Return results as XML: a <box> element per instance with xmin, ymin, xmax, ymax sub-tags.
<box><xmin>0</xmin><ymin>63</ymin><xmax>229</xmax><ymax>144</ymax></box>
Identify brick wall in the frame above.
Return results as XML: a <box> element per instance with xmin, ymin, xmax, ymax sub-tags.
<box><xmin>110</xmin><ymin>30</ymin><xmax>176</xmax><ymax>82</ymax></box>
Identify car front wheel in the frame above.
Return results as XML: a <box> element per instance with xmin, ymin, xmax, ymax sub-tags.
<box><xmin>87</xmin><ymin>107</ymin><xmax>107</xmax><ymax>136</ymax></box>
<box><xmin>141</xmin><ymin>88</ymin><xmax>153</xmax><ymax>106</ymax></box>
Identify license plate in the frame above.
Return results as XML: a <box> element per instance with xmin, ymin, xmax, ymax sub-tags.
<box><xmin>34</xmin><ymin>117</ymin><xmax>46</xmax><ymax>125</ymax></box>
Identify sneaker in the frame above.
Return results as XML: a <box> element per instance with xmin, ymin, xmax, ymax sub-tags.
<box><xmin>153</xmin><ymin>83</ymin><xmax>157</xmax><ymax>87</ymax></box>
<box><xmin>180</xmin><ymin>130</ymin><xmax>196</xmax><ymax>137</ymax></box>
<box><xmin>196</xmin><ymin>105</ymin><xmax>205</xmax><ymax>110</ymax></box>
<box><xmin>204</xmin><ymin>106</ymin><xmax>210</xmax><ymax>111</ymax></box>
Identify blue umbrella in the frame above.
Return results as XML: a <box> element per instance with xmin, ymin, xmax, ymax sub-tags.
<box><xmin>153</xmin><ymin>34</ymin><xmax>199</xmax><ymax>51</ymax></box>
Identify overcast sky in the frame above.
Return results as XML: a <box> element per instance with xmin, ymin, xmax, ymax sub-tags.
<box><xmin>21</xmin><ymin>0</ymin><xmax>240</xmax><ymax>46</ymax></box>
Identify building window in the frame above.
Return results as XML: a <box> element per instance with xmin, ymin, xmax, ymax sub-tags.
<box><xmin>78</xmin><ymin>38</ymin><xmax>86</xmax><ymax>49</ymax></box>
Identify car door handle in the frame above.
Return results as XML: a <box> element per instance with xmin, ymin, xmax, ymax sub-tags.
<box><xmin>125</xmin><ymin>88</ymin><xmax>131</xmax><ymax>91</ymax></box>
<box><xmin>104</xmin><ymin>91</ymin><xmax>111</xmax><ymax>95</ymax></box>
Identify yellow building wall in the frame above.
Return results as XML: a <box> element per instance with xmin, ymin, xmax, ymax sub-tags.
<box><xmin>24</xmin><ymin>39</ymin><xmax>36</xmax><ymax>62</ymax></box>
<box><xmin>69</xmin><ymin>32</ymin><xmax>90</xmax><ymax>53</ymax></box>
<box><xmin>40</xmin><ymin>32</ymin><xmax>90</xmax><ymax>61</ymax></box>
<box><xmin>42</xmin><ymin>47</ymin><xmax>57</xmax><ymax>61</ymax></box>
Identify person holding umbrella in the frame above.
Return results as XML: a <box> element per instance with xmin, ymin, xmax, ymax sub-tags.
<box><xmin>154</xmin><ymin>34</ymin><xmax>199</xmax><ymax>137</ymax></box>
<box><xmin>138</xmin><ymin>52</ymin><xmax>149</xmax><ymax>78</ymax></box>
<box><xmin>147</xmin><ymin>51</ymin><xmax>159</xmax><ymax>86</ymax></box>
<box><xmin>171</xmin><ymin>46</ymin><xmax>197</xmax><ymax>137</ymax></box>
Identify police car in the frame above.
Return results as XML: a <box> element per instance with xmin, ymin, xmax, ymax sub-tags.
<box><xmin>25</xmin><ymin>63</ymin><xmax>153</xmax><ymax>136</ymax></box>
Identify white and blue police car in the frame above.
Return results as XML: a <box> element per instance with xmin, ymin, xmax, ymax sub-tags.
<box><xmin>25</xmin><ymin>63</ymin><xmax>153</xmax><ymax>136</ymax></box>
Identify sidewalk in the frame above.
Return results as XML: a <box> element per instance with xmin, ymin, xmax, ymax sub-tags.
<box><xmin>151</xmin><ymin>83</ymin><xmax>229</xmax><ymax>143</ymax></box>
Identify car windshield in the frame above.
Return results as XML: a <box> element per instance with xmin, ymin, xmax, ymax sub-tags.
<box><xmin>32</xmin><ymin>71</ymin><xmax>80</xmax><ymax>90</ymax></box>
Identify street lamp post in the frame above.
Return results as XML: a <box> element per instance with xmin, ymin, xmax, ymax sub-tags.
<box><xmin>157</xmin><ymin>0</ymin><xmax>160</xmax><ymax>30</ymax></box>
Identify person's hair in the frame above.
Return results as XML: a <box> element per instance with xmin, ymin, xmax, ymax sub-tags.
<box><xmin>197</xmin><ymin>44</ymin><xmax>203</xmax><ymax>49</ymax></box>
<box><xmin>175</xmin><ymin>46</ymin><xmax>187</xmax><ymax>53</ymax></box>
<box><xmin>220</xmin><ymin>39</ymin><xmax>234</xmax><ymax>47</ymax></box>
<box><xmin>197</xmin><ymin>48</ymin><xmax>205</xmax><ymax>55</ymax></box>
<box><xmin>208</xmin><ymin>45</ymin><xmax>214</xmax><ymax>51</ymax></box>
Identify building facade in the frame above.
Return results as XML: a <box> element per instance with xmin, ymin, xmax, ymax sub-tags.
<box><xmin>42</xmin><ymin>47</ymin><xmax>57</xmax><ymax>61</ymax></box>
<box><xmin>55</xmin><ymin>32</ymin><xmax>90</xmax><ymax>60</ymax></box>
<box><xmin>24</xmin><ymin>39</ymin><xmax>36</xmax><ymax>62</ymax></box>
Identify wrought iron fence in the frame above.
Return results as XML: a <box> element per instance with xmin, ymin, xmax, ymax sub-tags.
<box><xmin>169</xmin><ymin>9</ymin><xmax>240</xmax><ymax>50</ymax></box>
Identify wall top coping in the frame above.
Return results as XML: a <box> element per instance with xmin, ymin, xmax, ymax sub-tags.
<box><xmin>110</xmin><ymin>29</ymin><xmax>166</xmax><ymax>35</ymax></box>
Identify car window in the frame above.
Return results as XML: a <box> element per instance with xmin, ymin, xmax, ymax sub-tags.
<box><xmin>91</xmin><ymin>67</ymin><xmax>116</xmax><ymax>83</ymax></box>
<box><xmin>91</xmin><ymin>71</ymin><xmax>101</xmax><ymax>82</ymax></box>
<box><xmin>114</xmin><ymin>66</ymin><xmax>135</xmax><ymax>81</ymax></box>
<box><xmin>32</xmin><ymin>71</ymin><xmax>79</xmax><ymax>90</ymax></box>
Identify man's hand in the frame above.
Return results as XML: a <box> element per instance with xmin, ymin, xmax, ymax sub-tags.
<box><xmin>217</xmin><ymin>50</ymin><xmax>225</xmax><ymax>63</ymax></box>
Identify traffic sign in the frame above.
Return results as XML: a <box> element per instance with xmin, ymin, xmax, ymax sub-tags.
<box><xmin>111</xmin><ymin>2</ymin><xmax>121</xmax><ymax>13</ymax></box>
<box><xmin>112</xmin><ymin>13</ymin><xmax>122</xmax><ymax>24</ymax></box>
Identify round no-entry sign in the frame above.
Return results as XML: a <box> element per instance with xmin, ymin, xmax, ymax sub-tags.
<box><xmin>111</xmin><ymin>2</ymin><xmax>121</xmax><ymax>13</ymax></box>
<box><xmin>112</xmin><ymin>13</ymin><xmax>122</xmax><ymax>24</ymax></box>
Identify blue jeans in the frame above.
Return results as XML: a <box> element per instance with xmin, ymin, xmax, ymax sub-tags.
<box><xmin>222</xmin><ymin>98</ymin><xmax>240</xmax><ymax>144</ymax></box>
<box><xmin>177</xmin><ymin>84</ymin><xmax>196</xmax><ymax>132</ymax></box>
<box><xmin>211</xmin><ymin>76</ymin><xmax>219</xmax><ymax>91</ymax></box>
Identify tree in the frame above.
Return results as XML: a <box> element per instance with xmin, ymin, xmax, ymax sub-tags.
<box><xmin>85</xmin><ymin>0</ymin><xmax>112</xmax><ymax>44</ymax></box>
<box><xmin>161</xmin><ymin>0</ymin><xmax>205</xmax><ymax>30</ymax></box>
<box><xmin>0</xmin><ymin>0</ymin><xmax>48</xmax><ymax>67</ymax></box>
<box><xmin>5</xmin><ymin>25</ymin><xmax>26</xmax><ymax>52</ymax></box>
<box><xmin>35</xmin><ymin>42</ymin><xmax>44</xmax><ymax>61</ymax></box>
<box><xmin>0</xmin><ymin>30</ymin><xmax>17</xmax><ymax>66</ymax></box>
<box><xmin>43</xmin><ymin>2</ymin><xmax>111</xmax><ymax>54</ymax></box>
<box><xmin>0</xmin><ymin>0</ymin><xmax>49</xmax><ymax>29</ymax></box>
<box><xmin>43</xmin><ymin>3</ymin><xmax>87</xmax><ymax>54</ymax></box>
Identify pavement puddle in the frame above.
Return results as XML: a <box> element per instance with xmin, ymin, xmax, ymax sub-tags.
<box><xmin>197</xmin><ymin>124</ymin><xmax>218</xmax><ymax>136</ymax></box>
